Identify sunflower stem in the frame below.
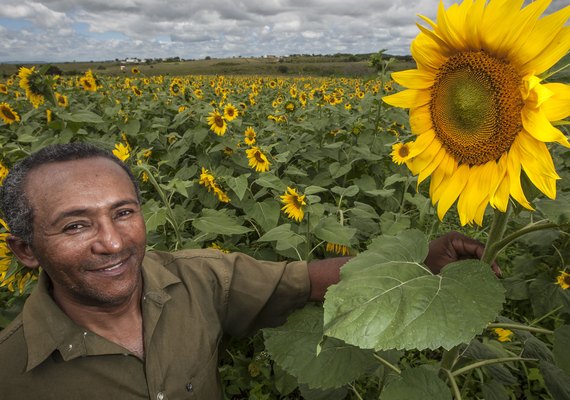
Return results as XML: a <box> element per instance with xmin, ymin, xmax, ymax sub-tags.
<box><xmin>482</xmin><ymin>205</ymin><xmax>512</xmax><ymax>265</ymax></box>
<box><xmin>450</xmin><ymin>357</ymin><xmax>538</xmax><ymax>377</ymax></box>
<box><xmin>487</xmin><ymin>322</ymin><xmax>553</xmax><ymax>335</ymax></box>
<box><xmin>439</xmin><ymin>345</ymin><xmax>460</xmax><ymax>381</ymax></box>
<box><xmin>491</xmin><ymin>221</ymin><xmax>568</xmax><ymax>257</ymax></box>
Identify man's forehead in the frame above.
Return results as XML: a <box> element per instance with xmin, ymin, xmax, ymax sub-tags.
<box><xmin>25</xmin><ymin>157</ymin><xmax>135</xmax><ymax>196</ymax></box>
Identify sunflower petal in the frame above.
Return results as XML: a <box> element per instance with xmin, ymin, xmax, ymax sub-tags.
<box><xmin>383</xmin><ymin>89</ymin><xmax>430</xmax><ymax>109</ymax></box>
<box><xmin>436</xmin><ymin>164</ymin><xmax>470</xmax><ymax>221</ymax></box>
<box><xmin>507</xmin><ymin>146</ymin><xmax>533</xmax><ymax>210</ymax></box>
<box><xmin>522</xmin><ymin>106</ymin><xmax>570</xmax><ymax>147</ymax></box>
<box><xmin>391</xmin><ymin>69</ymin><xmax>434</xmax><ymax>90</ymax></box>
<box><xmin>489</xmin><ymin>154</ymin><xmax>509</xmax><ymax>212</ymax></box>
<box><xmin>430</xmin><ymin>153</ymin><xmax>457</xmax><ymax>204</ymax></box>
<box><xmin>516</xmin><ymin>6</ymin><xmax>570</xmax><ymax>74</ymax></box>
<box><xmin>410</xmin><ymin>105</ymin><xmax>433</xmax><ymax>135</ymax></box>
<box><xmin>480</xmin><ymin>0</ymin><xmax>525</xmax><ymax>57</ymax></box>
<box><xmin>408</xmin><ymin>129</ymin><xmax>437</xmax><ymax>158</ymax></box>
<box><xmin>541</xmin><ymin>83</ymin><xmax>570</xmax><ymax>121</ymax></box>
<box><xmin>515</xmin><ymin>131</ymin><xmax>559</xmax><ymax>199</ymax></box>
<box><xmin>411</xmin><ymin>33</ymin><xmax>447</xmax><ymax>73</ymax></box>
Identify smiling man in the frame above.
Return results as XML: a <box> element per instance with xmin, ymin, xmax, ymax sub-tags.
<box><xmin>0</xmin><ymin>142</ymin><xmax>493</xmax><ymax>399</ymax></box>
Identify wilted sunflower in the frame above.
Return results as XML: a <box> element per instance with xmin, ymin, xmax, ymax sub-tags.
<box><xmin>223</xmin><ymin>103</ymin><xmax>238</xmax><ymax>121</ymax></box>
<box><xmin>326</xmin><ymin>242</ymin><xmax>351</xmax><ymax>256</ymax></box>
<box><xmin>18</xmin><ymin>66</ymin><xmax>45</xmax><ymax>108</ymax></box>
<box><xmin>0</xmin><ymin>102</ymin><xmax>20</xmax><ymax>125</ymax></box>
<box><xmin>280</xmin><ymin>187</ymin><xmax>306</xmax><ymax>222</ymax></box>
<box><xmin>493</xmin><ymin>328</ymin><xmax>513</xmax><ymax>343</ymax></box>
<box><xmin>246</xmin><ymin>147</ymin><xmax>271</xmax><ymax>172</ymax></box>
<box><xmin>207</xmin><ymin>110</ymin><xmax>227</xmax><ymax>136</ymax></box>
<box><xmin>383</xmin><ymin>0</ymin><xmax>570</xmax><ymax>226</ymax></box>
<box><xmin>244</xmin><ymin>126</ymin><xmax>257</xmax><ymax>146</ymax></box>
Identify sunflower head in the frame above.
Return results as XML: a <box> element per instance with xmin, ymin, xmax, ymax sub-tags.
<box><xmin>0</xmin><ymin>102</ymin><xmax>20</xmax><ymax>125</ymax></box>
<box><xmin>18</xmin><ymin>66</ymin><xmax>47</xmax><ymax>108</ymax></box>
<box><xmin>280</xmin><ymin>187</ymin><xmax>307</xmax><ymax>222</ymax></box>
<box><xmin>383</xmin><ymin>0</ymin><xmax>570</xmax><ymax>226</ymax></box>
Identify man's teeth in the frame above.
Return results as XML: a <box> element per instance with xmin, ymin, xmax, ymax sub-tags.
<box><xmin>103</xmin><ymin>263</ymin><xmax>122</xmax><ymax>271</ymax></box>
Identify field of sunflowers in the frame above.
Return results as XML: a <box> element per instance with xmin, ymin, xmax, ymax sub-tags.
<box><xmin>2</xmin><ymin>0</ymin><xmax>570</xmax><ymax>399</ymax></box>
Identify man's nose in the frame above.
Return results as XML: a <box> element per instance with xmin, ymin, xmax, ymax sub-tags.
<box><xmin>92</xmin><ymin>219</ymin><xmax>124</xmax><ymax>254</ymax></box>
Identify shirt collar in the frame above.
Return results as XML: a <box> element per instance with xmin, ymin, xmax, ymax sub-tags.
<box><xmin>22</xmin><ymin>251</ymin><xmax>181</xmax><ymax>371</ymax></box>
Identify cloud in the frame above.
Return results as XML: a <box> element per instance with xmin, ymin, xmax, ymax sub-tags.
<box><xmin>0</xmin><ymin>0</ymin><xmax>567</xmax><ymax>62</ymax></box>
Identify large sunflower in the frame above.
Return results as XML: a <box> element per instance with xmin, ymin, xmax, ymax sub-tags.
<box><xmin>383</xmin><ymin>0</ymin><xmax>570</xmax><ymax>226</ymax></box>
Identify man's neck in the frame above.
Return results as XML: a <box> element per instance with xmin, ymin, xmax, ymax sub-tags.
<box><xmin>52</xmin><ymin>281</ymin><xmax>145</xmax><ymax>359</ymax></box>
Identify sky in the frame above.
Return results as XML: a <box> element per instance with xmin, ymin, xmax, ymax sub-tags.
<box><xmin>0</xmin><ymin>0</ymin><xmax>568</xmax><ymax>63</ymax></box>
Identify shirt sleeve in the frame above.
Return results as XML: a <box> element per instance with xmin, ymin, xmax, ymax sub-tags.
<box><xmin>218</xmin><ymin>252</ymin><xmax>310</xmax><ymax>337</ymax></box>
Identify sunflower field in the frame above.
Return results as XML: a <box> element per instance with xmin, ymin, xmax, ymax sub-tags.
<box><xmin>2</xmin><ymin>1</ymin><xmax>570</xmax><ymax>399</ymax></box>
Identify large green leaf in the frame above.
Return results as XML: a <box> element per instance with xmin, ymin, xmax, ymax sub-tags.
<box><xmin>258</xmin><ymin>224</ymin><xmax>305</xmax><ymax>251</ymax></box>
<box><xmin>381</xmin><ymin>367</ymin><xmax>452</xmax><ymax>400</ymax></box>
<box><xmin>539</xmin><ymin>360</ymin><xmax>570</xmax><ymax>400</ymax></box>
<box><xmin>192</xmin><ymin>209</ymin><xmax>252</xmax><ymax>235</ymax></box>
<box><xmin>226</xmin><ymin>174</ymin><xmax>250</xmax><ymax>201</ymax></box>
<box><xmin>323</xmin><ymin>230</ymin><xmax>505</xmax><ymax>350</ymax></box>
<box><xmin>244</xmin><ymin>199</ymin><xmax>281</xmax><ymax>232</ymax></box>
<box><xmin>313</xmin><ymin>217</ymin><xmax>357</xmax><ymax>246</ymax></box>
<box><xmin>554</xmin><ymin>325</ymin><xmax>570</xmax><ymax>376</ymax></box>
<box><xmin>535</xmin><ymin>191</ymin><xmax>570</xmax><ymax>224</ymax></box>
<box><xmin>263</xmin><ymin>305</ymin><xmax>376</xmax><ymax>390</ymax></box>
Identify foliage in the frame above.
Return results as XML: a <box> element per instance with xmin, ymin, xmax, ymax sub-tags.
<box><xmin>0</xmin><ymin>59</ymin><xmax>569</xmax><ymax>399</ymax></box>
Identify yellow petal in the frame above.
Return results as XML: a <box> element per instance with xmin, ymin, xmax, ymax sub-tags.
<box><xmin>521</xmin><ymin>106</ymin><xmax>570</xmax><ymax>147</ymax></box>
<box><xmin>411</xmin><ymin>33</ymin><xmax>447</xmax><ymax>73</ymax></box>
<box><xmin>464</xmin><ymin>0</ymin><xmax>486</xmax><ymax>49</ymax></box>
<box><xmin>507</xmin><ymin>145</ymin><xmax>533</xmax><ymax>210</ymax></box>
<box><xmin>489</xmin><ymin>153</ymin><xmax>510</xmax><ymax>212</ymax></box>
<box><xmin>391</xmin><ymin>69</ymin><xmax>434</xmax><ymax>90</ymax></box>
<box><xmin>434</xmin><ymin>1</ymin><xmax>468</xmax><ymax>52</ymax></box>
<box><xmin>408</xmin><ymin>129</ymin><xmax>436</xmax><ymax>158</ymax></box>
<box><xmin>457</xmin><ymin>164</ymin><xmax>490</xmax><ymax>226</ymax></box>
<box><xmin>480</xmin><ymin>0</ymin><xmax>525</xmax><ymax>58</ymax></box>
<box><xmin>417</xmin><ymin>146</ymin><xmax>446</xmax><ymax>186</ymax></box>
<box><xmin>516</xmin><ymin>6</ymin><xmax>570</xmax><ymax>74</ymax></box>
<box><xmin>430</xmin><ymin>153</ymin><xmax>457</xmax><ymax>204</ymax></box>
<box><xmin>436</xmin><ymin>164</ymin><xmax>470</xmax><ymax>221</ymax></box>
<box><xmin>541</xmin><ymin>83</ymin><xmax>570</xmax><ymax>121</ymax></box>
<box><xmin>410</xmin><ymin>104</ymin><xmax>433</xmax><ymax>135</ymax></box>
<box><xmin>383</xmin><ymin>89</ymin><xmax>430</xmax><ymax>109</ymax></box>
<box><xmin>407</xmin><ymin>137</ymin><xmax>442</xmax><ymax>178</ymax></box>
<box><xmin>515</xmin><ymin>130</ymin><xmax>559</xmax><ymax>199</ymax></box>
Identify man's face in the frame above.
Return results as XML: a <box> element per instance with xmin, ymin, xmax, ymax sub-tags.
<box><xmin>23</xmin><ymin>157</ymin><xmax>146</xmax><ymax>308</ymax></box>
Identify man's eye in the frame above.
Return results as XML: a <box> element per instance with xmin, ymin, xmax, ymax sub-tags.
<box><xmin>63</xmin><ymin>223</ymin><xmax>86</xmax><ymax>232</ymax></box>
<box><xmin>116</xmin><ymin>209</ymin><xmax>133</xmax><ymax>218</ymax></box>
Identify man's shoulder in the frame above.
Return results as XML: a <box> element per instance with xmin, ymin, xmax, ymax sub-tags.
<box><xmin>0</xmin><ymin>313</ymin><xmax>28</xmax><ymax>373</ymax></box>
<box><xmin>146</xmin><ymin>248</ymin><xmax>225</xmax><ymax>265</ymax></box>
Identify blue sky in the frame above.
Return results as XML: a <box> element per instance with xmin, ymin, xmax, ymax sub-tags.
<box><xmin>0</xmin><ymin>0</ymin><xmax>568</xmax><ymax>63</ymax></box>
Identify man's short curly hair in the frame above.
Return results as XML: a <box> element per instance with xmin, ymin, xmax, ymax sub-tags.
<box><xmin>0</xmin><ymin>142</ymin><xmax>140</xmax><ymax>245</ymax></box>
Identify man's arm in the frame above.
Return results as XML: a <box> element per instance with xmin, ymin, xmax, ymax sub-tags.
<box><xmin>307</xmin><ymin>232</ymin><xmax>497</xmax><ymax>301</ymax></box>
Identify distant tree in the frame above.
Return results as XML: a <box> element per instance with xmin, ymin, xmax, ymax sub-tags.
<box><xmin>205</xmin><ymin>56</ymin><xmax>211</xmax><ymax>60</ymax></box>
<box><xmin>369</xmin><ymin>49</ymin><xmax>388</xmax><ymax>72</ymax></box>
<box><xmin>277</xmin><ymin>65</ymin><xmax>288</xmax><ymax>74</ymax></box>
<box><xmin>45</xmin><ymin>65</ymin><xmax>63</xmax><ymax>75</ymax></box>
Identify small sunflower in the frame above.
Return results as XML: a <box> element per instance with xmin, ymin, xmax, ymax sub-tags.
<box><xmin>555</xmin><ymin>271</ymin><xmax>570</xmax><ymax>290</ymax></box>
<box><xmin>112</xmin><ymin>143</ymin><xmax>130</xmax><ymax>161</ymax></box>
<box><xmin>0</xmin><ymin>83</ymin><xmax>7</xmax><ymax>94</ymax></box>
<box><xmin>55</xmin><ymin>93</ymin><xmax>69</xmax><ymax>107</ymax></box>
<box><xmin>131</xmin><ymin>67</ymin><xmax>140</xmax><ymax>74</ymax></box>
<box><xmin>132</xmin><ymin>86</ymin><xmax>142</xmax><ymax>96</ymax></box>
<box><xmin>0</xmin><ymin>102</ymin><xmax>20</xmax><ymax>125</ymax></box>
<box><xmin>46</xmin><ymin>109</ymin><xmax>52</xmax><ymax>123</ymax></box>
<box><xmin>391</xmin><ymin>142</ymin><xmax>415</xmax><ymax>165</ymax></box>
<box><xmin>199</xmin><ymin>167</ymin><xmax>217</xmax><ymax>192</ymax></box>
<box><xmin>0</xmin><ymin>162</ymin><xmax>8</xmax><ymax>184</ymax></box>
<box><xmin>280</xmin><ymin>187</ymin><xmax>307</xmax><ymax>222</ymax></box>
<box><xmin>169</xmin><ymin>80</ymin><xmax>185</xmax><ymax>96</ymax></box>
<box><xmin>18</xmin><ymin>66</ymin><xmax>45</xmax><ymax>108</ymax></box>
<box><xmin>244</xmin><ymin>127</ymin><xmax>257</xmax><ymax>146</ymax></box>
<box><xmin>79</xmin><ymin>75</ymin><xmax>97</xmax><ymax>92</ymax></box>
<box><xmin>493</xmin><ymin>328</ymin><xmax>514</xmax><ymax>343</ymax></box>
<box><xmin>383</xmin><ymin>0</ymin><xmax>570</xmax><ymax>226</ymax></box>
<box><xmin>223</xmin><ymin>103</ymin><xmax>238</xmax><ymax>121</ymax></box>
<box><xmin>207</xmin><ymin>110</ymin><xmax>228</xmax><ymax>136</ymax></box>
<box><xmin>246</xmin><ymin>147</ymin><xmax>271</xmax><ymax>172</ymax></box>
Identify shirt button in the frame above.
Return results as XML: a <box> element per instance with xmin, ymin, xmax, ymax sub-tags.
<box><xmin>156</xmin><ymin>392</ymin><xmax>164</xmax><ymax>400</ymax></box>
<box><xmin>186</xmin><ymin>383</ymin><xmax>193</xmax><ymax>392</ymax></box>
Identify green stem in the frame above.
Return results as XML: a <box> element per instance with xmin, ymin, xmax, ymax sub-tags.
<box><xmin>140</xmin><ymin>164</ymin><xmax>183</xmax><ymax>248</ymax></box>
<box><xmin>530</xmin><ymin>305</ymin><xmax>564</xmax><ymax>326</ymax></box>
<box><xmin>373</xmin><ymin>353</ymin><xmax>402</xmax><ymax>375</ymax></box>
<box><xmin>443</xmin><ymin>369</ymin><xmax>462</xmax><ymax>400</ymax></box>
<box><xmin>482</xmin><ymin>206</ymin><xmax>512</xmax><ymax>264</ymax></box>
<box><xmin>348</xmin><ymin>383</ymin><xmax>364</xmax><ymax>400</ymax></box>
<box><xmin>487</xmin><ymin>323</ymin><xmax>554</xmax><ymax>335</ymax></box>
<box><xmin>492</xmin><ymin>222</ymin><xmax>568</xmax><ymax>256</ymax></box>
<box><xmin>451</xmin><ymin>357</ymin><xmax>538</xmax><ymax>377</ymax></box>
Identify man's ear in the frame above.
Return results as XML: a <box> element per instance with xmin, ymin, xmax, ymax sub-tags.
<box><xmin>7</xmin><ymin>235</ymin><xmax>40</xmax><ymax>269</ymax></box>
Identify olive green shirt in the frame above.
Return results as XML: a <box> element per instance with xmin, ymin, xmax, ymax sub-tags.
<box><xmin>0</xmin><ymin>249</ymin><xmax>309</xmax><ymax>400</ymax></box>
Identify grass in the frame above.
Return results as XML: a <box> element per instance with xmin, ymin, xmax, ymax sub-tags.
<box><xmin>0</xmin><ymin>54</ymin><xmax>416</xmax><ymax>79</ymax></box>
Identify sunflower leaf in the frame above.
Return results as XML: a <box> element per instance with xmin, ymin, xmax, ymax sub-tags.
<box><xmin>192</xmin><ymin>208</ymin><xmax>252</xmax><ymax>235</ymax></box>
<box><xmin>323</xmin><ymin>230</ymin><xmax>505</xmax><ymax>350</ymax></box>
<box><xmin>263</xmin><ymin>305</ymin><xmax>377</xmax><ymax>390</ymax></box>
<box><xmin>313</xmin><ymin>217</ymin><xmax>357</xmax><ymax>246</ymax></box>
<box><xmin>381</xmin><ymin>367</ymin><xmax>452</xmax><ymax>400</ymax></box>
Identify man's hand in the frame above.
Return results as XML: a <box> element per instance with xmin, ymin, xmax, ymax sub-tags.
<box><xmin>424</xmin><ymin>231</ymin><xmax>501</xmax><ymax>276</ymax></box>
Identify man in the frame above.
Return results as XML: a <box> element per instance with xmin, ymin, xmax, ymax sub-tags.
<box><xmin>0</xmin><ymin>143</ymin><xmax>493</xmax><ymax>399</ymax></box>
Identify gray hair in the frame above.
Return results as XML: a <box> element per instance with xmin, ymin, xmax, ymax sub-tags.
<box><xmin>0</xmin><ymin>142</ymin><xmax>140</xmax><ymax>245</ymax></box>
